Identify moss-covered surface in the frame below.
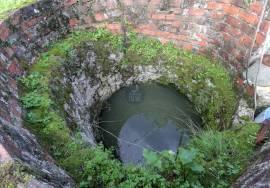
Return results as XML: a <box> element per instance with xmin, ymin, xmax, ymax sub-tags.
<box><xmin>0</xmin><ymin>161</ymin><xmax>31</xmax><ymax>188</ymax></box>
<box><xmin>19</xmin><ymin>29</ymin><xmax>259</xmax><ymax>187</ymax></box>
<box><xmin>0</xmin><ymin>0</ymin><xmax>36</xmax><ymax>20</ymax></box>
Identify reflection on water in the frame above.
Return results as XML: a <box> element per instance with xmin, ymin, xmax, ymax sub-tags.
<box><xmin>100</xmin><ymin>83</ymin><xmax>201</xmax><ymax>165</ymax></box>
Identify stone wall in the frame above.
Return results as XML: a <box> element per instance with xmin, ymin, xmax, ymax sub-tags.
<box><xmin>0</xmin><ymin>0</ymin><xmax>270</xmax><ymax>186</ymax></box>
<box><xmin>1</xmin><ymin>0</ymin><xmax>269</xmax><ymax>127</ymax></box>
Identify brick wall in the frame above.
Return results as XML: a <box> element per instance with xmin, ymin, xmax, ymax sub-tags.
<box><xmin>66</xmin><ymin>0</ymin><xmax>269</xmax><ymax>70</ymax></box>
<box><xmin>0</xmin><ymin>0</ymin><xmax>269</xmax><ymax>126</ymax></box>
<box><xmin>0</xmin><ymin>0</ymin><xmax>269</xmax><ymax>185</ymax></box>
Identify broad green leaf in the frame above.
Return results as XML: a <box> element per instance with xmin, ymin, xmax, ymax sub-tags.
<box><xmin>178</xmin><ymin>148</ymin><xmax>198</xmax><ymax>165</ymax></box>
<box><xmin>143</xmin><ymin>149</ymin><xmax>162</xmax><ymax>169</ymax></box>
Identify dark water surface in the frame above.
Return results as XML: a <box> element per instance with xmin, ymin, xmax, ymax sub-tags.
<box><xmin>100</xmin><ymin>83</ymin><xmax>201</xmax><ymax>165</ymax></box>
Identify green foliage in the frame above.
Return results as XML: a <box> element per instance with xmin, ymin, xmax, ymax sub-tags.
<box><xmin>19</xmin><ymin>29</ymin><xmax>256</xmax><ymax>187</ymax></box>
<box><xmin>123</xmin><ymin>32</ymin><xmax>236</xmax><ymax>129</ymax></box>
<box><xmin>0</xmin><ymin>161</ymin><xmax>31</xmax><ymax>187</ymax></box>
<box><xmin>144</xmin><ymin>148</ymin><xmax>205</xmax><ymax>187</ymax></box>
<box><xmin>0</xmin><ymin>0</ymin><xmax>36</xmax><ymax>20</ymax></box>
<box><xmin>189</xmin><ymin>122</ymin><xmax>260</xmax><ymax>187</ymax></box>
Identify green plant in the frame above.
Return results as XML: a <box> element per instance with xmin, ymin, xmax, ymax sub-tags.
<box><xmin>0</xmin><ymin>0</ymin><xmax>36</xmax><ymax>20</ymax></box>
<box><xmin>189</xmin><ymin>122</ymin><xmax>260</xmax><ymax>187</ymax></box>
<box><xmin>0</xmin><ymin>161</ymin><xmax>31</xmax><ymax>187</ymax></box>
<box><xmin>144</xmin><ymin>148</ymin><xmax>205</xmax><ymax>188</ymax></box>
<box><xmin>19</xmin><ymin>29</ymin><xmax>256</xmax><ymax>188</ymax></box>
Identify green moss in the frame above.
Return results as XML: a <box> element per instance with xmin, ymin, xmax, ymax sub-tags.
<box><xmin>122</xmin><ymin>32</ymin><xmax>236</xmax><ymax>129</ymax></box>
<box><xmin>0</xmin><ymin>161</ymin><xmax>32</xmax><ymax>187</ymax></box>
<box><xmin>0</xmin><ymin>0</ymin><xmax>36</xmax><ymax>20</ymax></box>
<box><xmin>19</xmin><ymin>29</ymin><xmax>254</xmax><ymax>187</ymax></box>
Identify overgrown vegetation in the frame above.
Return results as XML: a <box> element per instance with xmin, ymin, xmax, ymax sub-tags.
<box><xmin>19</xmin><ymin>29</ymin><xmax>259</xmax><ymax>187</ymax></box>
<box><xmin>0</xmin><ymin>0</ymin><xmax>36</xmax><ymax>20</ymax></box>
<box><xmin>0</xmin><ymin>161</ymin><xmax>31</xmax><ymax>188</ymax></box>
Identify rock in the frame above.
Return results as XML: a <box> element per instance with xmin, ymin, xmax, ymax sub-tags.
<box><xmin>0</xmin><ymin>123</ymin><xmax>75</xmax><ymax>187</ymax></box>
<box><xmin>232</xmin><ymin>99</ymin><xmax>254</xmax><ymax>126</ymax></box>
<box><xmin>51</xmin><ymin>44</ymin><xmax>170</xmax><ymax>147</ymax></box>
<box><xmin>257</xmin><ymin>86</ymin><xmax>270</xmax><ymax>108</ymax></box>
<box><xmin>232</xmin><ymin>137</ymin><xmax>270</xmax><ymax>188</ymax></box>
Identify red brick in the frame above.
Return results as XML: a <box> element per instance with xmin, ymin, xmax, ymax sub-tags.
<box><xmin>21</xmin><ymin>18</ymin><xmax>38</xmax><ymax>31</ymax></box>
<box><xmin>226</xmin><ymin>16</ymin><xmax>240</xmax><ymax>28</ymax></box>
<box><xmin>260</xmin><ymin>21</ymin><xmax>269</xmax><ymax>34</ymax></box>
<box><xmin>250</xmin><ymin>1</ymin><xmax>263</xmax><ymax>15</ymax></box>
<box><xmin>195</xmin><ymin>33</ymin><xmax>207</xmax><ymax>41</ymax></box>
<box><xmin>236</xmin><ymin>77</ymin><xmax>244</xmax><ymax>86</ymax></box>
<box><xmin>140</xmin><ymin>28</ymin><xmax>157</xmax><ymax>36</ymax></box>
<box><xmin>246</xmin><ymin>85</ymin><xmax>254</xmax><ymax>96</ymax></box>
<box><xmin>223</xmin><ymin>4</ymin><xmax>239</xmax><ymax>15</ymax></box>
<box><xmin>138</xmin><ymin>24</ymin><xmax>157</xmax><ymax>31</ymax></box>
<box><xmin>152</xmin><ymin>13</ymin><xmax>166</xmax><ymax>20</ymax></box>
<box><xmin>238</xmin><ymin>10</ymin><xmax>258</xmax><ymax>25</ymax></box>
<box><xmin>198</xmin><ymin>41</ymin><xmax>207</xmax><ymax>47</ymax></box>
<box><xmin>95</xmin><ymin>13</ymin><xmax>108</xmax><ymax>22</ymax></box>
<box><xmin>183</xmin><ymin>43</ymin><xmax>193</xmax><ymax>51</ymax></box>
<box><xmin>240</xmin><ymin>22</ymin><xmax>255</xmax><ymax>35</ymax></box>
<box><xmin>106</xmin><ymin>23</ymin><xmax>122</xmax><ymax>34</ymax></box>
<box><xmin>211</xmin><ymin>12</ymin><xmax>225</xmax><ymax>20</ymax></box>
<box><xmin>224</xmin><ymin>26</ymin><xmax>241</xmax><ymax>37</ymax></box>
<box><xmin>188</xmin><ymin>8</ymin><xmax>205</xmax><ymax>16</ymax></box>
<box><xmin>7</xmin><ymin>61</ymin><xmax>21</xmax><ymax>76</ymax></box>
<box><xmin>207</xmin><ymin>2</ymin><xmax>222</xmax><ymax>10</ymax></box>
<box><xmin>240</xmin><ymin>35</ymin><xmax>252</xmax><ymax>47</ymax></box>
<box><xmin>0</xmin><ymin>23</ymin><xmax>10</xmax><ymax>41</ymax></box>
<box><xmin>69</xmin><ymin>18</ymin><xmax>80</xmax><ymax>27</ymax></box>
<box><xmin>256</xmin><ymin>32</ymin><xmax>265</xmax><ymax>45</ymax></box>
<box><xmin>165</xmin><ymin>14</ymin><xmax>176</xmax><ymax>21</ymax></box>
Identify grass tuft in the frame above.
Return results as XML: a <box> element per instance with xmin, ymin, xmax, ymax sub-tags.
<box><xmin>0</xmin><ymin>0</ymin><xmax>36</xmax><ymax>20</ymax></box>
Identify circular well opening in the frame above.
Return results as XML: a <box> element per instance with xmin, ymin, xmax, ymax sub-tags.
<box><xmin>99</xmin><ymin>83</ymin><xmax>202</xmax><ymax>165</ymax></box>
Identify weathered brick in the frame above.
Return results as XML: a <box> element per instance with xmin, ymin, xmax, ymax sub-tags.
<box><xmin>69</xmin><ymin>18</ymin><xmax>80</xmax><ymax>27</ymax></box>
<box><xmin>226</xmin><ymin>16</ymin><xmax>241</xmax><ymax>28</ymax></box>
<box><xmin>239</xmin><ymin>35</ymin><xmax>252</xmax><ymax>47</ymax></box>
<box><xmin>223</xmin><ymin>4</ymin><xmax>239</xmax><ymax>15</ymax></box>
<box><xmin>183</xmin><ymin>43</ymin><xmax>193</xmax><ymax>51</ymax></box>
<box><xmin>94</xmin><ymin>13</ymin><xmax>108</xmax><ymax>22</ymax></box>
<box><xmin>165</xmin><ymin>14</ymin><xmax>176</xmax><ymax>21</ymax></box>
<box><xmin>106</xmin><ymin>23</ymin><xmax>122</xmax><ymax>33</ymax></box>
<box><xmin>152</xmin><ymin>13</ymin><xmax>166</xmax><ymax>20</ymax></box>
<box><xmin>211</xmin><ymin>12</ymin><xmax>225</xmax><ymax>20</ymax></box>
<box><xmin>7</xmin><ymin>60</ymin><xmax>22</xmax><ymax>76</ymax></box>
<box><xmin>188</xmin><ymin>8</ymin><xmax>206</xmax><ymax>16</ymax></box>
<box><xmin>256</xmin><ymin>32</ymin><xmax>265</xmax><ymax>46</ymax></box>
<box><xmin>207</xmin><ymin>2</ymin><xmax>222</xmax><ymax>10</ymax></box>
<box><xmin>0</xmin><ymin>23</ymin><xmax>10</xmax><ymax>41</ymax></box>
<box><xmin>260</xmin><ymin>21</ymin><xmax>269</xmax><ymax>34</ymax></box>
<box><xmin>21</xmin><ymin>18</ymin><xmax>38</xmax><ymax>31</ymax></box>
<box><xmin>250</xmin><ymin>1</ymin><xmax>263</xmax><ymax>15</ymax></box>
<box><xmin>238</xmin><ymin>10</ymin><xmax>258</xmax><ymax>25</ymax></box>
